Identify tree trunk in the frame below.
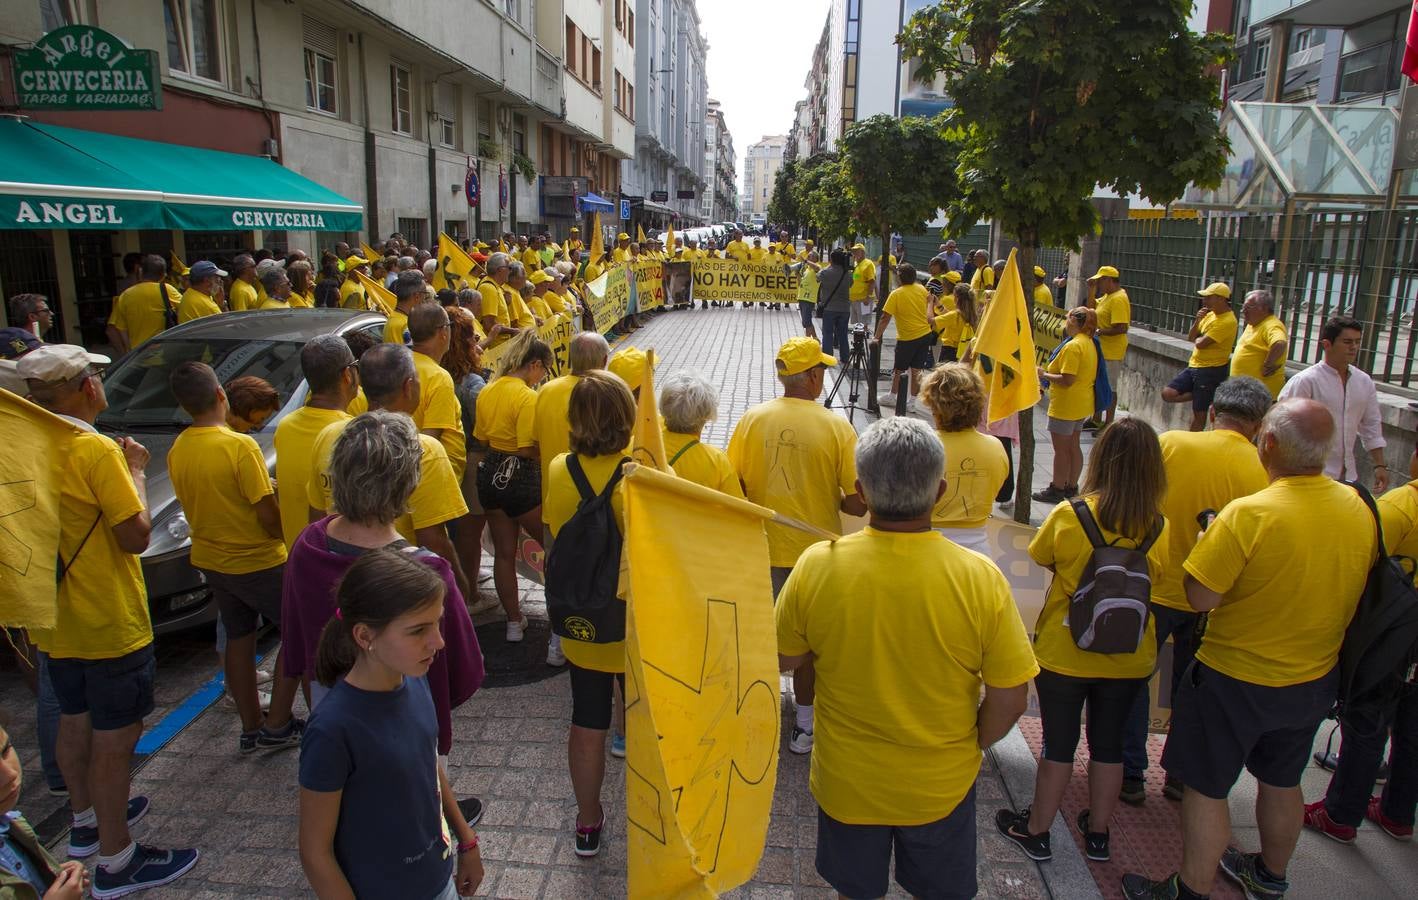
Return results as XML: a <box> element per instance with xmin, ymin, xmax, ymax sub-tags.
<box><xmin>1013</xmin><ymin>242</ymin><xmax>1036</xmax><ymax>525</ymax></box>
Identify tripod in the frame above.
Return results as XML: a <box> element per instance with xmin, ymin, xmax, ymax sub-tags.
<box><xmin>824</xmin><ymin>331</ymin><xmax>872</xmax><ymax>424</ymax></box>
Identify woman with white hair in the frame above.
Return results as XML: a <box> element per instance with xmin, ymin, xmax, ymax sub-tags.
<box><xmin>658</xmin><ymin>371</ymin><xmax>744</xmax><ymax>497</ymax></box>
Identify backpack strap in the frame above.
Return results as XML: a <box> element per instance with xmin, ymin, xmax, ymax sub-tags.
<box><xmin>1137</xmin><ymin>517</ymin><xmax>1165</xmax><ymax>555</ymax></box>
<box><xmin>57</xmin><ymin>513</ymin><xmax>103</xmax><ymax>583</ymax></box>
<box><xmin>566</xmin><ymin>454</ymin><xmax>595</xmax><ymax>502</ymax></box>
<box><xmin>667</xmin><ymin>439</ymin><xmax>700</xmax><ymax>467</ymax></box>
<box><xmin>1068</xmin><ymin>497</ymin><xmax>1108</xmax><ymax>549</ymax></box>
<box><xmin>1349</xmin><ymin>481</ymin><xmax>1386</xmax><ymax>566</ymax></box>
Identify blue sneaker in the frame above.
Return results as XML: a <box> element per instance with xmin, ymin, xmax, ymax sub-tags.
<box><xmin>92</xmin><ymin>844</ymin><xmax>200</xmax><ymax>899</ymax></box>
<box><xmin>610</xmin><ymin>733</ymin><xmax>626</xmax><ymax>758</ymax></box>
<box><xmin>68</xmin><ymin>796</ymin><xmax>151</xmax><ymax>859</ymax></box>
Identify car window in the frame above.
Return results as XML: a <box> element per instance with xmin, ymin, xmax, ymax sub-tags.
<box><xmin>98</xmin><ymin>338</ymin><xmax>304</xmax><ymax>430</ymax></box>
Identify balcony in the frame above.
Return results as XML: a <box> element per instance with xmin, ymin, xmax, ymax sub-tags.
<box><xmin>1249</xmin><ymin>0</ymin><xmax>1401</xmax><ymax>28</ymax></box>
<box><xmin>534</xmin><ymin>46</ymin><xmax>562</xmax><ymax>117</ymax></box>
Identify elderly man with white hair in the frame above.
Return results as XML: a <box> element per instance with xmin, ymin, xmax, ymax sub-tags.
<box><xmin>777</xmin><ymin>416</ymin><xmax>1036</xmax><ymax>900</ymax></box>
<box><xmin>658</xmin><ymin>371</ymin><xmax>743</xmax><ymax>497</ymax></box>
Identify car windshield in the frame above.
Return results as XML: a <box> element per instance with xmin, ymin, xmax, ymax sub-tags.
<box><xmin>97</xmin><ymin>338</ymin><xmax>304</xmax><ymax>430</ymax></box>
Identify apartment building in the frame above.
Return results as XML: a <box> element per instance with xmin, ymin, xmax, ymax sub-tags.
<box><xmin>740</xmin><ymin>135</ymin><xmax>786</xmax><ymax>223</ymax></box>
<box><xmin>704</xmin><ymin>98</ymin><xmax>739</xmax><ymax>223</ymax></box>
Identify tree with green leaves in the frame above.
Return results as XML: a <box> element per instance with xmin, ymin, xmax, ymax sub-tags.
<box><xmin>768</xmin><ymin>159</ymin><xmax>801</xmax><ymax>236</ymax></box>
<box><xmin>900</xmin><ymin>0</ymin><xmax>1230</xmax><ymax>522</ymax></box>
<box><xmin>791</xmin><ymin>153</ymin><xmax>855</xmax><ymax>245</ymax></box>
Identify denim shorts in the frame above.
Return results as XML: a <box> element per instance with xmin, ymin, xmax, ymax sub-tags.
<box><xmin>46</xmin><ymin>645</ymin><xmax>156</xmax><ymax>731</ymax></box>
<box><xmin>1167</xmin><ymin>364</ymin><xmax>1231</xmax><ymax>412</ymax></box>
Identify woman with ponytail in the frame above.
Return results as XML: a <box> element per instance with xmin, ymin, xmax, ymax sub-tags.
<box><xmin>298</xmin><ymin>550</ymin><xmax>484</xmax><ymax>899</ymax></box>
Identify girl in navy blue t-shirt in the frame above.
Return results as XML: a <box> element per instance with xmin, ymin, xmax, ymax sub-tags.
<box><xmin>298</xmin><ymin>549</ymin><xmax>484</xmax><ymax>899</ymax></box>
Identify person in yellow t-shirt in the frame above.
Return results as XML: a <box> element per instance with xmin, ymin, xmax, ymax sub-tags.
<box><xmin>475</xmin><ymin>331</ymin><xmax>555</xmax><ymax>642</ymax></box>
<box><xmin>748</xmin><ymin>238</ymin><xmax>767</xmax><ymax>261</ymax></box>
<box><xmin>503</xmin><ymin>265</ymin><xmax>538</xmax><ymax>329</ymax></box>
<box><xmin>1035</xmin><ymin>307</ymin><xmax>1097</xmax><ymax>502</ymax></box>
<box><xmin>1162</xmin><ymin>282</ymin><xmax>1239</xmax><ymax>432</ymax></box>
<box><xmin>476</xmin><ymin>254</ymin><xmax>514</xmax><ymax>337</ymax></box>
<box><xmin>779</xmin><ymin>417</ymin><xmax>1035</xmax><ymax>894</ymax></box>
<box><xmin>1119</xmin><ymin>376</ymin><xmax>1272</xmax><ymax>803</ymax></box>
<box><xmin>177</xmin><ymin>260</ymin><xmax>226</xmax><ymax>323</ymax></box>
<box><xmin>287</xmin><ymin>260</ymin><xmax>317</xmax><ymax>308</ymax></box>
<box><xmin>1032</xmin><ymin>266</ymin><xmax>1056</xmax><ymax>308</ymax></box>
<box><xmin>658</xmin><ymin>370</ymin><xmax>745</xmax><ymax>498</ymax></box>
<box><xmin>1131</xmin><ymin>399</ymin><xmax>1375</xmax><ymax>900</ymax></box>
<box><xmin>872</xmin><ymin>265</ymin><xmax>934</xmax><ymax>412</ymax></box>
<box><xmin>228</xmin><ymin>254</ymin><xmax>260</xmax><ymax>311</ymax></box>
<box><xmin>564</xmin><ymin>227</ymin><xmax>584</xmax><ymax>256</ymax></box>
<box><xmin>256</xmin><ymin>267</ymin><xmax>294</xmax><ymax>310</ymax></box>
<box><xmin>612</xmin><ymin>233</ymin><xmax>632</xmax><ymax>263</ymax></box>
<box><xmin>917</xmin><ymin>364</ymin><xmax>1009</xmax><ymax>554</ymax></box>
<box><xmin>542</xmin><ymin>371</ymin><xmax>635</xmax><ymax>854</ymax></box>
<box><xmin>273</xmin><ymin>335</ymin><xmax>359</xmax><ymax>548</ymax></box>
<box><xmin>167</xmin><ymin>361</ymin><xmax>302</xmax><ymax>748</ymax></box>
<box><xmin>968</xmin><ymin>250</ymin><xmax>994</xmax><ymax>297</ymax></box>
<box><xmin>407</xmin><ymin>303</ymin><xmax>467</xmax><ymax>482</ymax></box>
<box><xmin>526</xmin><ymin>270</ymin><xmax>556</xmax><ymax>320</ymax></box>
<box><xmin>728</xmin><ymin>337</ymin><xmax>868</xmax><ymax>753</ymax></box>
<box><xmin>848</xmin><ymin>244</ymin><xmax>877</xmax><ymax>326</ymax></box>
<box><xmin>926</xmin><ymin>272</ymin><xmax>966</xmax><ymax>362</ymax></box>
<box><xmin>306</xmin><ymin>344</ymin><xmax>471</xmax><ymax>601</ymax></box>
<box><xmin>1230</xmin><ymin>288</ymin><xmax>1289</xmax><ymax>398</ymax></box>
<box><xmin>534</xmin><ymin>332</ymin><xmax>609</xmax><ymax>505</ymax></box>
<box><xmin>106</xmin><ymin>254</ymin><xmax>180</xmax><ymax>355</ymax></box>
<box><xmin>1088</xmin><ymin>265</ymin><xmax>1130</xmax><ymax>425</ymax></box>
<box><xmin>724</xmin><ymin>230</ymin><xmax>750</xmax><ymax>262</ymax></box>
<box><xmin>999</xmin><ymin>418</ymin><xmax>1168</xmax><ymax>863</ymax></box>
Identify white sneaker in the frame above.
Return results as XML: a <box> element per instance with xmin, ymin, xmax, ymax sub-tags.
<box><xmin>879</xmin><ymin>393</ymin><xmax>899</xmax><ymax>409</ymax></box>
<box><xmin>788</xmin><ymin>726</ymin><xmax>814</xmax><ymax>755</ymax></box>
<box><xmin>222</xmin><ymin>689</ymin><xmax>271</xmax><ymax>712</ymax></box>
<box><xmin>477</xmin><ymin>567</ymin><xmax>494</xmax><ymax>583</ymax></box>
<box><xmin>506</xmin><ymin>617</ymin><xmax>528</xmax><ymax>643</ymax></box>
<box><xmin>546</xmin><ymin>632</ymin><xmax>566</xmax><ymax>667</ymax></box>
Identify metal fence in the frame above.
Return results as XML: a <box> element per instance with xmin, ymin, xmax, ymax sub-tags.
<box><xmin>1099</xmin><ymin>210</ymin><xmax>1418</xmax><ymax>389</ymax></box>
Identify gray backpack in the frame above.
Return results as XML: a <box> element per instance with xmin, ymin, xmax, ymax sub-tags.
<box><xmin>1067</xmin><ymin>498</ymin><xmax>1162</xmax><ymax>654</ymax></box>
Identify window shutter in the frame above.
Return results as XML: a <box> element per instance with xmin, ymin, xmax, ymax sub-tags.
<box><xmin>303</xmin><ymin>16</ymin><xmax>336</xmax><ymax>55</ymax></box>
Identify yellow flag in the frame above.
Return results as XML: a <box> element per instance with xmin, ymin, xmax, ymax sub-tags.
<box><xmin>360</xmin><ymin>242</ymin><xmax>382</xmax><ymax>264</ymax></box>
<box><xmin>166</xmin><ymin>251</ymin><xmax>188</xmax><ymax>291</ymax></box>
<box><xmin>588</xmin><ymin>213</ymin><xmax>605</xmax><ymax>264</ymax></box>
<box><xmin>433</xmin><ymin>233</ymin><xmax>476</xmax><ymax>292</ymax></box>
<box><xmin>0</xmin><ymin>390</ymin><xmax>83</xmax><ymax>629</ymax></box>
<box><xmin>629</xmin><ymin>349</ymin><xmax>667</xmax><ymax>471</ymax></box>
<box><xmin>354</xmin><ymin>270</ymin><xmax>396</xmax><ymax>316</ymax></box>
<box><xmin>972</xmin><ymin>248</ymin><xmax>1041</xmax><ymax>425</ymax></box>
<box><xmin>664</xmin><ymin>222</ymin><xmax>675</xmax><ymax>257</ymax></box>
<box><xmin>637</xmin><ymin>224</ymin><xmax>648</xmax><ymax>243</ymax></box>
<box><xmin>623</xmin><ymin>464</ymin><xmax>779</xmax><ymax>897</ymax></box>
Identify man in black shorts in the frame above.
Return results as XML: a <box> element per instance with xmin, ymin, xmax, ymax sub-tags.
<box><xmin>1161</xmin><ymin>282</ymin><xmax>1238</xmax><ymax>432</ymax></box>
<box><xmin>1123</xmin><ymin>399</ymin><xmax>1376</xmax><ymax>900</ymax></box>
<box><xmin>871</xmin><ymin>264</ymin><xmax>936</xmax><ymax>416</ymax></box>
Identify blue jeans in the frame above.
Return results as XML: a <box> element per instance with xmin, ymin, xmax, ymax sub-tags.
<box><xmin>1122</xmin><ymin>604</ymin><xmax>1201</xmax><ymax>779</ymax></box>
<box><xmin>821</xmin><ymin>309</ymin><xmax>850</xmax><ymax>363</ymax></box>
<box><xmin>36</xmin><ymin>653</ymin><xmax>64</xmax><ymax>791</ymax></box>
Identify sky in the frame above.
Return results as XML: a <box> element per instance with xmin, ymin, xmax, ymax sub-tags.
<box><xmin>696</xmin><ymin>0</ymin><xmax>833</xmax><ymax>193</ymax></box>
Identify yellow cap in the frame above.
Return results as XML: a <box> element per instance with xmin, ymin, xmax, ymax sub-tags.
<box><xmin>608</xmin><ymin>347</ymin><xmax>650</xmax><ymax>391</ymax></box>
<box><xmin>1033</xmin><ymin>265</ymin><xmax>1046</xmax><ymax>278</ymax></box>
<box><xmin>943</xmin><ymin>270</ymin><xmax>962</xmax><ymax>284</ymax></box>
<box><xmin>345</xmin><ymin>255</ymin><xmax>370</xmax><ymax>269</ymax></box>
<box><xmin>776</xmin><ymin>337</ymin><xmax>837</xmax><ymax>376</ymax></box>
<box><xmin>1197</xmin><ymin>281</ymin><xmax>1232</xmax><ymax>300</ymax></box>
<box><xmin>569</xmin><ymin>227</ymin><xmax>580</xmax><ymax>233</ymax></box>
<box><xmin>528</xmin><ymin>270</ymin><xmax>551</xmax><ymax>286</ymax></box>
<box><xmin>851</xmin><ymin>243</ymin><xmax>866</xmax><ymax>252</ymax></box>
<box><xmin>617</xmin><ymin>232</ymin><xmax>630</xmax><ymax>241</ymax></box>
<box><xmin>1092</xmin><ymin>265</ymin><xmax>1120</xmax><ymax>280</ymax></box>
<box><xmin>805</xmin><ymin>240</ymin><xmax>815</xmax><ymax>246</ymax></box>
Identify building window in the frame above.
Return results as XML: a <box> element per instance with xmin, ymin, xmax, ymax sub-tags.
<box><xmin>592</xmin><ymin>47</ymin><xmax>603</xmax><ymax>91</ymax></box>
<box><xmin>165</xmin><ymin>0</ymin><xmax>223</xmax><ymax>83</ymax></box>
<box><xmin>436</xmin><ymin>82</ymin><xmax>458</xmax><ymax>149</ymax></box>
<box><xmin>396</xmin><ymin>217</ymin><xmax>427</xmax><ymax>249</ymax></box>
<box><xmin>565</xmin><ymin>18</ymin><xmax>577</xmax><ymax>71</ymax></box>
<box><xmin>391</xmin><ymin>63</ymin><xmax>413</xmax><ymax>135</ymax></box>
<box><xmin>478</xmin><ymin>100</ymin><xmax>493</xmax><ymax>145</ymax></box>
<box><xmin>39</xmin><ymin>0</ymin><xmax>77</xmax><ymax>31</ymax></box>
<box><xmin>303</xmin><ymin>17</ymin><xmax>338</xmax><ymax>115</ymax></box>
<box><xmin>512</xmin><ymin>114</ymin><xmax>527</xmax><ymax>156</ymax></box>
<box><xmin>503</xmin><ymin>0</ymin><xmax>522</xmax><ymax>25</ymax></box>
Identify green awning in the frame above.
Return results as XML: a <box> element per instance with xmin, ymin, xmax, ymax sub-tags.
<box><xmin>0</xmin><ymin>118</ymin><xmax>363</xmax><ymax>231</ymax></box>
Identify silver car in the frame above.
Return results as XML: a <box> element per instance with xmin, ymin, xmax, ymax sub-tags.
<box><xmin>95</xmin><ymin>309</ymin><xmax>385</xmax><ymax>635</ymax></box>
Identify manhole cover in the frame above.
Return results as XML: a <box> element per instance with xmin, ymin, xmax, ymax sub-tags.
<box><xmin>474</xmin><ymin>618</ymin><xmax>568</xmax><ymax>687</ymax></box>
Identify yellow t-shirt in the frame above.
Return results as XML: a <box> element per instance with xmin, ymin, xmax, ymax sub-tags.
<box><xmin>167</xmin><ymin>426</ymin><xmax>286</xmax><ymax>574</ymax></box>
<box><xmin>412</xmin><ymin>351</ymin><xmax>466</xmax><ymax>481</ymax></box>
<box><xmin>545</xmin><ymin>452</ymin><xmax>627</xmax><ymax>673</ymax></box>
<box><xmin>505</xmin><ymin>288</ymin><xmax>536</xmax><ymax>329</ymax></box>
<box><xmin>346</xmin><ymin>389</ymin><xmax>368</xmax><ymax>416</ymax></box>
<box><xmin>273</xmin><ymin>406</ymin><xmax>351</xmax><ymax>548</ymax></box>
<box><xmin>108</xmin><ymin>281</ymin><xmax>180</xmax><ymax>348</ymax></box>
<box><xmin>258</xmin><ymin>297</ymin><xmax>292</xmax><ymax>310</ymax></box>
<box><xmin>290</xmin><ymin>289</ymin><xmax>316</xmax><ymax>309</ymax></box>
<box><xmin>228</xmin><ymin>279</ymin><xmax>259</xmax><ymax>312</ymax></box>
<box><xmin>1379</xmin><ymin>484</ymin><xmax>1418</xmax><ymax>587</ymax></box>
<box><xmin>522</xmin><ymin>248</ymin><xmax>541</xmax><ymax>270</ymax></box>
<box><xmin>1189</xmin><ymin>310</ymin><xmax>1238</xmax><ymax>368</ymax></box>
<box><xmin>384</xmin><ymin>309</ymin><xmax>409</xmax><ymax>344</ymax></box>
<box><xmin>970</xmin><ymin>266</ymin><xmax>994</xmax><ymax>296</ymax></box>
<box><xmin>533</xmin><ymin>374</ymin><xmax>579</xmax><ymax>501</ymax></box>
<box><xmin>1028</xmin><ymin>495</ymin><xmax>1169</xmax><ymax>679</ymax></box>
<box><xmin>31</xmin><ymin>430</ymin><xmax>151</xmax><ymax>660</ymax></box>
<box><xmin>882</xmin><ymin>283</ymin><xmax>931</xmax><ymax>341</ymax></box>
<box><xmin>724</xmin><ymin>240</ymin><xmax>749</xmax><ymax>262</ymax></box>
<box><xmin>527</xmin><ymin>294</ymin><xmax>553</xmax><ymax>321</ymax></box>
<box><xmin>474</xmin><ymin>375</ymin><xmax>537</xmax><ymax>453</ymax></box>
<box><xmin>850</xmin><ymin>258</ymin><xmax>877</xmax><ymax>302</ymax></box>
<box><xmin>957</xmin><ymin>321</ymin><xmax>976</xmax><ymax>357</ymax></box>
<box><xmin>1185</xmin><ymin>475</ymin><xmax>1375</xmax><ymax>686</ymax></box>
<box><xmin>1046</xmin><ymin>333</ymin><xmax>1097</xmax><ymax>422</ymax></box>
<box><xmin>933</xmin><ymin>429</ymin><xmax>1010</xmax><ymax>529</ymax></box>
<box><xmin>1096</xmin><ymin>288</ymin><xmax>1131</xmax><ymax>361</ymax></box>
<box><xmin>933</xmin><ymin>308</ymin><xmax>963</xmax><ymax>348</ymax></box>
<box><xmin>776</xmin><ymin>527</ymin><xmax>1038</xmax><ymax>825</ymax></box>
<box><xmin>727</xmin><ymin>397</ymin><xmax>858</xmax><ymax>567</ymax></box>
<box><xmin>338</xmin><ymin>278</ymin><xmax>366</xmax><ymax>310</ymax></box>
<box><xmin>1033</xmin><ymin>284</ymin><xmax>1056</xmax><ymax>308</ymax></box>
<box><xmin>1230</xmin><ymin>314</ymin><xmax>1288</xmax><ymax>398</ymax></box>
<box><xmin>543</xmin><ymin>291</ymin><xmax>568</xmax><ymax>316</ymax></box>
<box><xmin>1152</xmin><ymin>429</ymin><xmax>1268</xmax><ymax>611</ymax></box>
<box><xmin>476</xmin><ymin>279</ymin><xmax>509</xmax><ymax>327</ymax></box>
<box><xmin>748</xmin><ymin>247</ymin><xmax>766</xmax><ymax>261</ymax></box>
<box><xmin>177</xmin><ymin>287</ymin><xmax>221</xmax><ymax>323</ymax></box>
<box><xmin>613</xmin><ymin>247</ymin><xmax>630</xmax><ymax>263</ymax></box>
<box><xmin>664</xmin><ymin>430</ymin><xmax>745</xmax><ymax>498</ymax></box>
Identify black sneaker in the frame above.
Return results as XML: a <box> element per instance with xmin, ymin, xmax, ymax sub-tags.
<box><xmin>1121</xmin><ymin>872</ymin><xmax>1186</xmax><ymax>900</ymax></box>
<box><xmin>92</xmin><ymin>844</ymin><xmax>199</xmax><ymax>899</ymax></box>
<box><xmin>1078</xmin><ymin>810</ymin><xmax>1110</xmax><ymax>861</ymax></box>
<box><xmin>254</xmin><ymin>717</ymin><xmax>305</xmax><ymax>752</ymax></box>
<box><xmin>995</xmin><ymin>808</ymin><xmax>1051</xmax><ymax>861</ymax></box>
<box><xmin>1162</xmin><ymin>775</ymin><xmax>1185</xmax><ymax>801</ymax></box>
<box><xmin>1120</xmin><ymin>776</ymin><xmax>1146</xmax><ymax>806</ymax></box>
<box><xmin>1219</xmin><ymin>847</ymin><xmax>1288</xmax><ymax>900</ymax></box>
<box><xmin>458</xmin><ymin>797</ymin><xmax>484</xmax><ymax>827</ymax></box>
<box><xmin>1032</xmin><ymin>484</ymin><xmax>1068</xmax><ymax>504</ymax></box>
<box><xmin>575</xmin><ymin>809</ymin><xmax>605</xmax><ymax>858</ymax></box>
<box><xmin>69</xmin><ymin>796</ymin><xmax>150</xmax><ymax>859</ymax></box>
<box><xmin>1063</xmin><ymin>484</ymin><xmax>1080</xmax><ymax>498</ymax></box>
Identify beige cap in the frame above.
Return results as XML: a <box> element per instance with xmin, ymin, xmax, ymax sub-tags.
<box><xmin>15</xmin><ymin>344</ymin><xmax>110</xmax><ymax>383</ymax></box>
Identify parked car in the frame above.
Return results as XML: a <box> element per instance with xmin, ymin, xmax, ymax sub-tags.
<box><xmin>96</xmin><ymin>309</ymin><xmax>385</xmax><ymax>635</ymax></box>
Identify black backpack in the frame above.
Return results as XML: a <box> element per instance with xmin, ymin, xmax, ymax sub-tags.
<box><xmin>545</xmin><ymin>455</ymin><xmax>629</xmax><ymax>644</ymax></box>
<box><xmin>1333</xmin><ymin>483</ymin><xmax>1418</xmax><ymax>734</ymax></box>
<box><xmin>1066</xmin><ymin>498</ymin><xmax>1162</xmax><ymax>654</ymax></box>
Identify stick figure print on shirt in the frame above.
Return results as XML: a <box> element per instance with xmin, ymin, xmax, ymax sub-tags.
<box><xmin>940</xmin><ymin>454</ymin><xmax>986</xmax><ymax>519</ymax></box>
<box><xmin>765</xmin><ymin>427</ymin><xmax>803</xmax><ymax>493</ymax></box>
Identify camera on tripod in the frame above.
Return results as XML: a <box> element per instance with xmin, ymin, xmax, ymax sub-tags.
<box><xmin>849</xmin><ymin>322</ymin><xmax>868</xmax><ymax>351</ymax></box>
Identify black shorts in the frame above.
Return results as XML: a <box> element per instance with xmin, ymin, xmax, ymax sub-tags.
<box><xmin>938</xmin><ymin>345</ymin><xmax>959</xmax><ymax>364</ymax></box>
<box><xmin>568</xmin><ymin>664</ymin><xmax>625</xmax><ymax>730</ymax></box>
<box><xmin>893</xmin><ymin>334</ymin><xmax>936</xmax><ymax>373</ymax></box>
<box><xmin>477</xmin><ymin>450</ymin><xmax>541</xmax><ymax>519</ymax></box>
<box><xmin>799</xmin><ymin>301</ymin><xmax>816</xmax><ymax>329</ymax></box>
<box><xmin>1035</xmin><ymin>667</ymin><xmax>1146</xmax><ymax>765</ymax></box>
<box><xmin>1167</xmin><ymin>364</ymin><xmax>1231</xmax><ymax>412</ymax></box>
<box><xmin>203</xmin><ymin>564</ymin><xmax>285</xmax><ymax>640</ymax></box>
<box><xmin>815</xmin><ymin>786</ymin><xmax>977</xmax><ymax>900</ymax></box>
<box><xmin>1163</xmin><ymin>660</ymin><xmax>1337</xmax><ymax>799</ymax></box>
<box><xmin>46</xmin><ymin>646</ymin><xmax>156</xmax><ymax>731</ymax></box>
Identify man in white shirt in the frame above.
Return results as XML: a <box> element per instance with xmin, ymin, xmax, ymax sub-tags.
<box><xmin>1278</xmin><ymin>314</ymin><xmax>1388</xmax><ymax>491</ymax></box>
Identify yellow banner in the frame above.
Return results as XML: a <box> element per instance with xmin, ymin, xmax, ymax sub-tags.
<box><xmin>624</xmin><ymin>465</ymin><xmax>779</xmax><ymax>897</ymax></box>
<box><xmin>1029</xmin><ymin>298</ymin><xmax>1068</xmax><ymax>366</ymax></box>
<box><xmin>353</xmin><ymin>271</ymin><xmax>395</xmax><ymax>315</ymax></box>
<box><xmin>586</xmin><ymin>267</ymin><xmax>630</xmax><ymax>332</ymax></box>
<box><xmin>0</xmin><ymin>390</ymin><xmax>82</xmax><ymax>629</ymax></box>
<box><xmin>632</xmin><ymin>259</ymin><xmax>666</xmax><ymax>312</ymax></box>
<box><xmin>481</xmin><ymin>312</ymin><xmax>580</xmax><ymax>379</ymax></box>
<box><xmin>688</xmin><ymin>257</ymin><xmax>799</xmax><ymax>305</ymax></box>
